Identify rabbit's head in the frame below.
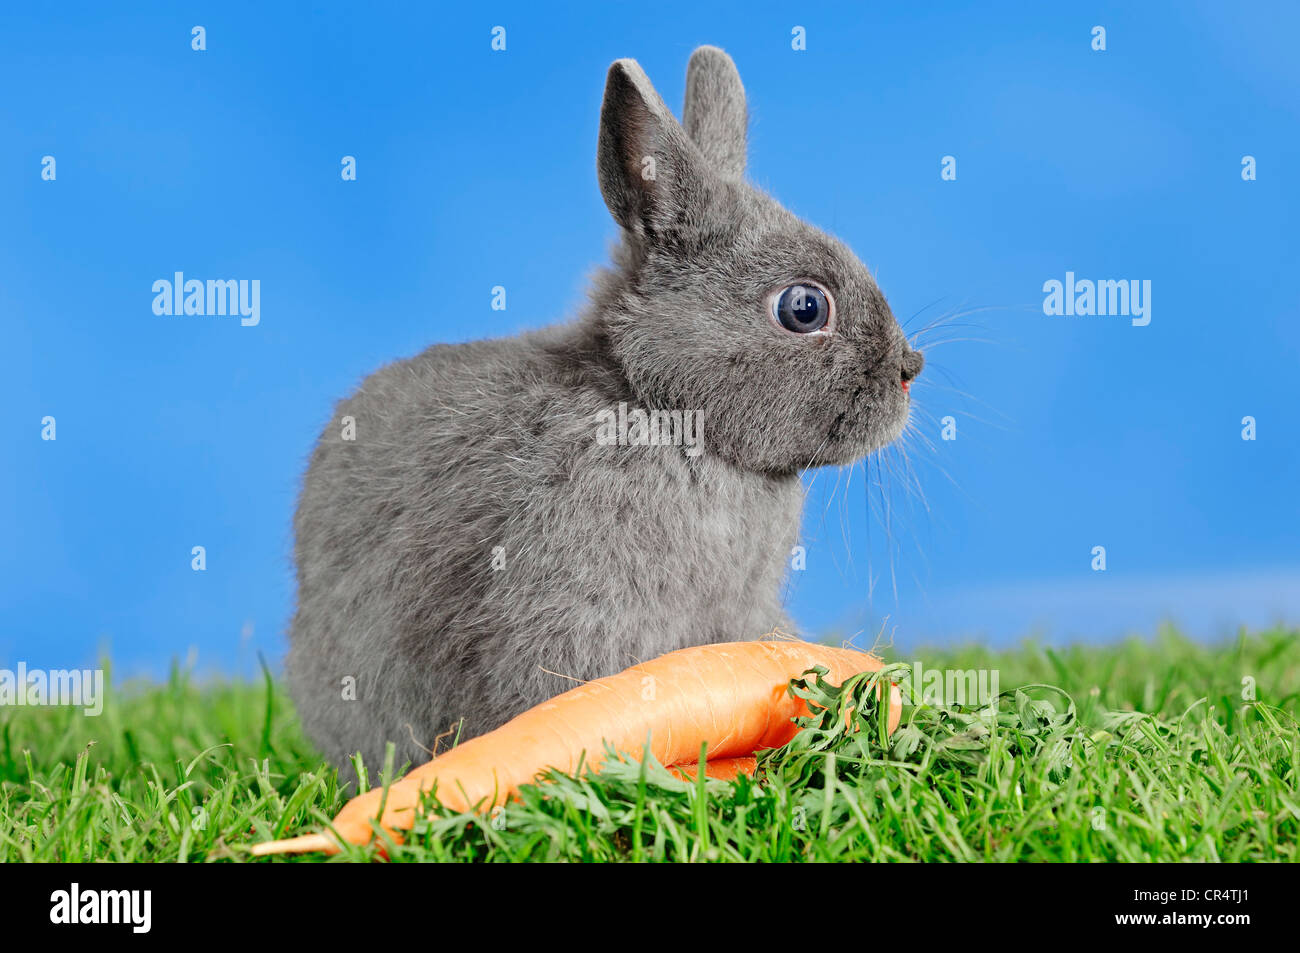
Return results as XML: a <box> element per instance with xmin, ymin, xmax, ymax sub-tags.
<box><xmin>595</xmin><ymin>46</ymin><xmax>923</xmax><ymax>474</ymax></box>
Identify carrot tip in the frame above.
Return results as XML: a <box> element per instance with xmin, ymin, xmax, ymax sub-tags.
<box><xmin>250</xmin><ymin>832</ymin><xmax>337</xmax><ymax>856</ymax></box>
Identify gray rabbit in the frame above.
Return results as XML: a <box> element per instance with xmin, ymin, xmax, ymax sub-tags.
<box><xmin>286</xmin><ymin>46</ymin><xmax>924</xmax><ymax>772</ymax></box>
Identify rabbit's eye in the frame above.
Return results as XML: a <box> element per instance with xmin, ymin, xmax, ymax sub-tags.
<box><xmin>775</xmin><ymin>284</ymin><xmax>831</xmax><ymax>334</ymax></box>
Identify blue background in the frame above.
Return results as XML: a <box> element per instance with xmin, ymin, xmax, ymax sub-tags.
<box><xmin>3</xmin><ymin>1</ymin><xmax>1297</xmax><ymax>676</ymax></box>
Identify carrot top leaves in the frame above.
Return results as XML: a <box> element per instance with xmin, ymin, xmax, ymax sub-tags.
<box><xmin>762</xmin><ymin>663</ymin><xmax>1084</xmax><ymax>788</ymax></box>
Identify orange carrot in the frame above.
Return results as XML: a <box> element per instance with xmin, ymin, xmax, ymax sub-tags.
<box><xmin>252</xmin><ymin>640</ymin><xmax>900</xmax><ymax>855</ymax></box>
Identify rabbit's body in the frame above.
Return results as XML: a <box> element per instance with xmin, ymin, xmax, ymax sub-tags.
<box><xmin>289</xmin><ymin>315</ymin><xmax>800</xmax><ymax>768</ymax></box>
<box><xmin>288</xmin><ymin>47</ymin><xmax>923</xmax><ymax>770</ymax></box>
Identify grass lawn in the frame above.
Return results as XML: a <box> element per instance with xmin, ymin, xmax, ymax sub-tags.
<box><xmin>2</xmin><ymin>627</ymin><xmax>1298</xmax><ymax>862</ymax></box>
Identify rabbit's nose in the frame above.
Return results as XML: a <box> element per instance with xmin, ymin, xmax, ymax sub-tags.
<box><xmin>900</xmin><ymin>348</ymin><xmax>924</xmax><ymax>386</ymax></box>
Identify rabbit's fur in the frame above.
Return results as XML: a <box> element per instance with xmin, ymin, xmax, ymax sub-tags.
<box><xmin>287</xmin><ymin>47</ymin><xmax>924</xmax><ymax>771</ymax></box>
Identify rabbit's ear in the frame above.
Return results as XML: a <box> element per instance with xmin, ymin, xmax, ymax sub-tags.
<box><xmin>598</xmin><ymin>58</ymin><xmax>708</xmax><ymax>235</ymax></box>
<box><xmin>682</xmin><ymin>46</ymin><xmax>747</xmax><ymax>179</ymax></box>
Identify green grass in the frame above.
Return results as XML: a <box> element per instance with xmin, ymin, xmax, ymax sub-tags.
<box><xmin>3</xmin><ymin>627</ymin><xmax>1298</xmax><ymax>862</ymax></box>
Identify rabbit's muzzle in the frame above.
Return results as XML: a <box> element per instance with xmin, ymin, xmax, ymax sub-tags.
<box><xmin>900</xmin><ymin>347</ymin><xmax>924</xmax><ymax>385</ymax></box>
